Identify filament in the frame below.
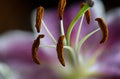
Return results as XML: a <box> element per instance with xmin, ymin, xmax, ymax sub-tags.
<box><xmin>42</xmin><ymin>20</ymin><xmax>57</xmax><ymax>44</ymax></box>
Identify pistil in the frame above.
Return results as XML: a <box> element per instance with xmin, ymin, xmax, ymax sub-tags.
<box><xmin>66</xmin><ymin>3</ymin><xmax>90</xmax><ymax>45</ymax></box>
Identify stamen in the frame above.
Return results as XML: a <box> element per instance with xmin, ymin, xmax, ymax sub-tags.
<box><xmin>75</xmin><ymin>28</ymin><xmax>100</xmax><ymax>66</ymax></box>
<box><xmin>86</xmin><ymin>0</ymin><xmax>94</xmax><ymax>7</ymax></box>
<box><xmin>56</xmin><ymin>35</ymin><xmax>65</xmax><ymax>66</ymax></box>
<box><xmin>35</xmin><ymin>6</ymin><xmax>44</xmax><ymax>33</ymax></box>
<box><xmin>32</xmin><ymin>34</ymin><xmax>45</xmax><ymax>64</ymax></box>
<box><xmin>58</xmin><ymin>0</ymin><xmax>66</xmax><ymax>20</ymax></box>
<box><xmin>58</xmin><ymin>0</ymin><xmax>66</xmax><ymax>44</ymax></box>
<box><xmin>95</xmin><ymin>18</ymin><xmax>108</xmax><ymax>44</ymax></box>
<box><xmin>42</xmin><ymin>20</ymin><xmax>57</xmax><ymax>44</ymax></box>
<box><xmin>75</xmin><ymin>14</ymin><xmax>84</xmax><ymax>49</ymax></box>
<box><xmin>77</xmin><ymin>28</ymin><xmax>100</xmax><ymax>52</ymax></box>
<box><xmin>85</xmin><ymin>9</ymin><xmax>91</xmax><ymax>24</ymax></box>
<box><xmin>81</xmin><ymin>2</ymin><xmax>91</xmax><ymax>24</ymax></box>
<box><xmin>60</xmin><ymin>20</ymin><xmax>64</xmax><ymax>35</ymax></box>
<box><xmin>60</xmin><ymin>20</ymin><xmax>66</xmax><ymax>45</ymax></box>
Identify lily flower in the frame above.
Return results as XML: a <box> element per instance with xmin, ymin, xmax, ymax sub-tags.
<box><xmin>0</xmin><ymin>0</ymin><xmax>120</xmax><ymax>79</ymax></box>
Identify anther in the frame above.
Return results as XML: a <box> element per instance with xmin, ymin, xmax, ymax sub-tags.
<box><xmin>32</xmin><ymin>34</ymin><xmax>45</xmax><ymax>64</ymax></box>
<box><xmin>56</xmin><ymin>35</ymin><xmax>65</xmax><ymax>66</ymax></box>
<box><xmin>58</xmin><ymin>0</ymin><xmax>66</xmax><ymax>20</ymax></box>
<box><xmin>35</xmin><ymin>6</ymin><xmax>44</xmax><ymax>33</ymax></box>
<box><xmin>95</xmin><ymin>18</ymin><xmax>108</xmax><ymax>44</ymax></box>
<box><xmin>81</xmin><ymin>2</ymin><xmax>91</xmax><ymax>24</ymax></box>
<box><xmin>86</xmin><ymin>0</ymin><xmax>94</xmax><ymax>7</ymax></box>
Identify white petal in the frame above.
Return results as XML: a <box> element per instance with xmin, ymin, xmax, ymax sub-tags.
<box><xmin>106</xmin><ymin>8</ymin><xmax>120</xmax><ymax>24</ymax></box>
<box><xmin>92</xmin><ymin>0</ymin><xmax>106</xmax><ymax>19</ymax></box>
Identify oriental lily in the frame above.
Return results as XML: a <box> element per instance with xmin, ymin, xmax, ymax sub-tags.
<box><xmin>0</xmin><ymin>0</ymin><xmax>120</xmax><ymax>79</ymax></box>
<box><xmin>32</xmin><ymin>0</ymin><xmax>109</xmax><ymax>78</ymax></box>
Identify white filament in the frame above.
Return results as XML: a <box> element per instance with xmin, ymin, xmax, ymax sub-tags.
<box><xmin>77</xmin><ymin>28</ymin><xmax>100</xmax><ymax>52</ymax></box>
<box><xmin>42</xmin><ymin>20</ymin><xmax>57</xmax><ymax>44</ymax></box>
<box><xmin>60</xmin><ymin>20</ymin><xmax>67</xmax><ymax>45</ymax></box>
<box><xmin>75</xmin><ymin>14</ymin><xmax>85</xmax><ymax>50</ymax></box>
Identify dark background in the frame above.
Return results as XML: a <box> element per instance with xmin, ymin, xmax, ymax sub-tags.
<box><xmin>0</xmin><ymin>0</ymin><xmax>120</xmax><ymax>34</ymax></box>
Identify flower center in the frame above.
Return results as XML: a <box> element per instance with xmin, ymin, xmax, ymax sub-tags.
<box><xmin>32</xmin><ymin>0</ymin><xmax>108</xmax><ymax>76</ymax></box>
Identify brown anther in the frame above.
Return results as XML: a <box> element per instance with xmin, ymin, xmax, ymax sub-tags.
<box><xmin>56</xmin><ymin>35</ymin><xmax>65</xmax><ymax>66</ymax></box>
<box><xmin>95</xmin><ymin>18</ymin><xmax>108</xmax><ymax>44</ymax></box>
<box><xmin>32</xmin><ymin>34</ymin><xmax>45</xmax><ymax>64</ymax></box>
<box><xmin>86</xmin><ymin>0</ymin><xmax>94</xmax><ymax>7</ymax></box>
<box><xmin>58</xmin><ymin>0</ymin><xmax>66</xmax><ymax>20</ymax></box>
<box><xmin>35</xmin><ymin>6</ymin><xmax>44</xmax><ymax>33</ymax></box>
<box><xmin>81</xmin><ymin>3</ymin><xmax>91</xmax><ymax>24</ymax></box>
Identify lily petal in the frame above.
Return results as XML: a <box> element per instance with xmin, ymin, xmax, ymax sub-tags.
<box><xmin>0</xmin><ymin>30</ymin><xmax>59</xmax><ymax>79</ymax></box>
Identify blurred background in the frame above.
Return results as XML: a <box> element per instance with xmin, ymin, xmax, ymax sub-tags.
<box><xmin>0</xmin><ymin>0</ymin><xmax>120</xmax><ymax>34</ymax></box>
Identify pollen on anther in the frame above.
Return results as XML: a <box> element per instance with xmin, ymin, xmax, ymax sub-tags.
<box><xmin>56</xmin><ymin>35</ymin><xmax>65</xmax><ymax>66</ymax></box>
<box><xmin>35</xmin><ymin>6</ymin><xmax>44</xmax><ymax>33</ymax></box>
<box><xmin>81</xmin><ymin>2</ymin><xmax>91</xmax><ymax>24</ymax></box>
<box><xmin>58</xmin><ymin>0</ymin><xmax>66</xmax><ymax>20</ymax></box>
<box><xmin>95</xmin><ymin>18</ymin><xmax>108</xmax><ymax>44</ymax></box>
<box><xmin>32</xmin><ymin>34</ymin><xmax>45</xmax><ymax>64</ymax></box>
